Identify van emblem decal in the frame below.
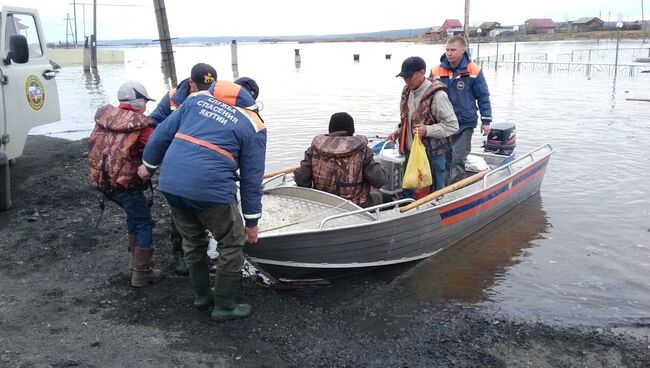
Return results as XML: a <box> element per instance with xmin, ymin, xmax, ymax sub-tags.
<box><xmin>25</xmin><ymin>75</ymin><xmax>45</xmax><ymax>111</ymax></box>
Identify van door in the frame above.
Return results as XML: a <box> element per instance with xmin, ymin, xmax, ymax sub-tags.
<box><xmin>0</xmin><ymin>7</ymin><xmax>60</xmax><ymax>160</ymax></box>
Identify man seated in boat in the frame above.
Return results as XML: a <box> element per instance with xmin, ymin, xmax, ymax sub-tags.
<box><xmin>294</xmin><ymin>112</ymin><xmax>388</xmax><ymax>208</ymax></box>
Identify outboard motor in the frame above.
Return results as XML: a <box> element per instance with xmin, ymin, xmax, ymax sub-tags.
<box><xmin>484</xmin><ymin>122</ymin><xmax>516</xmax><ymax>155</ymax></box>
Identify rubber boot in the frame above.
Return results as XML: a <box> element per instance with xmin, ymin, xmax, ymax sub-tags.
<box><xmin>127</xmin><ymin>235</ymin><xmax>137</xmax><ymax>271</ymax></box>
<box><xmin>173</xmin><ymin>250</ymin><xmax>189</xmax><ymax>276</ymax></box>
<box><xmin>171</xmin><ymin>222</ymin><xmax>189</xmax><ymax>276</ymax></box>
<box><xmin>131</xmin><ymin>247</ymin><xmax>163</xmax><ymax>288</ymax></box>
<box><xmin>188</xmin><ymin>259</ymin><xmax>213</xmax><ymax>308</ymax></box>
<box><xmin>211</xmin><ymin>273</ymin><xmax>251</xmax><ymax>321</ymax></box>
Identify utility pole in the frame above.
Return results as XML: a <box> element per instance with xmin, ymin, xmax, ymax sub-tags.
<box><xmin>64</xmin><ymin>13</ymin><xmax>71</xmax><ymax>47</ymax></box>
<box><xmin>72</xmin><ymin>0</ymin><xmax>78</xmax><ymax>47</ymax></box>
<box><xmin>642</xmin><ymin>0</ymin><xmax>647</xmax><ymax>43</ymax></box>
<box><xmin>464</xmin><ymin>0</ymin><xmax>470</xmax><ymax>41</ymax></box>
<box><xmin>153</xmin><ymin>0</ymin><xmax>178</xmax><ymax>86</ymax></box>
<box><xmin>91</xmin><ymin>0</ymin><xmax>97</xmax><ymax>69</ymax></box>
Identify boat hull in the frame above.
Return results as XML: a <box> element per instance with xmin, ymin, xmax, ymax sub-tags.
<box><xmin>246</xmin><ymin>147</ymin><xmax>552</xmax><ymax>280</ymax></box>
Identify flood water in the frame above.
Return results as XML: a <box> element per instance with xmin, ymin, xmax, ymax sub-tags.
<box><xmin>33</xmin><ymin>40</ymin><xmax>650</xmax><ymax>332</ymax></box>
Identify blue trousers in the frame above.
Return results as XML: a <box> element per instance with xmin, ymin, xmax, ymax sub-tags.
<box><xmin>106</xmin><ymin>189</ymin><xmax>154</xmax><ymax>248</ymax></box>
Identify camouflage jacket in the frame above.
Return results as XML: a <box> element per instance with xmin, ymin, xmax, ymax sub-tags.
<box><xmin>88</xmin><ymin>104</ymin><xmax>153</xmax><ymax>191</ymax></box>
<box><xmin>294</xmin><ymin>132</ymin><xmax>387</xmax><ymax>208</ymax></box>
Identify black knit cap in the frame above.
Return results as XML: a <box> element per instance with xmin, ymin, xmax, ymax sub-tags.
<box><xmin>328</xmin><ymin>112</ymin><xmax>355</xmax><ymax>134</ymax></box>
<box><xmin>234</xmin><ymin>77</ymin><xmax>260</xmax><ymax>100</ymax></box>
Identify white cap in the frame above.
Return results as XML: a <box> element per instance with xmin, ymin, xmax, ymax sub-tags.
<box><xmin>117</xmin><ymin>81</ymin><xmax>155</xmax><ymax>103</ymax></box>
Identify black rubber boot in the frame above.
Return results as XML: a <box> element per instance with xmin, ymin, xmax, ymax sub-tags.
<box><xmin>173</xmin><ymin>250</ymin><xmax>189</xmax><ymax>276</ymax></box>
<box><xmin>188</xmin><ymin>259</ymin><xmax>213</xmax><ymax>309</ymax></box>
<box><xmin>211</xmin><ymin>273</ymin><xmax>251</xmax><ymax>322</ymax></box>
<box><xmin>171</xmin><ymin>220</ymin><xmax>189</xmax><ymax>276</ymax></box>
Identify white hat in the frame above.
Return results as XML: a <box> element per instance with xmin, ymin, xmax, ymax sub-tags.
<box><xmin>117</xmin><ymin>81</ymin><xmax>155</xmax><ymax>103</ymax></box>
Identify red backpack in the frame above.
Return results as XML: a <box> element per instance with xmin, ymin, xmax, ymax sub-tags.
<box><xmin>88</xmin><ymin>105</ymin><xmax>152</xmax><ymax>192</ymax></box>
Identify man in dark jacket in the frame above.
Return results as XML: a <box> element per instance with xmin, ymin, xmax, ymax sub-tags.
<box><xmin>430</xmin><ymin>36</ymin><xmax>492</xmax><ymax>183</ymax></box>
<box><xmin>148</xmin><ymin>64</ymin><xmax>258</xmax><ymax>276</ymax></box>
<box><xmin>139</xmin><ymin>76</ymin><xmax>265</xmax><ymax>322</ymax></box>
<box><xmin>294</xmin><ymin>112</ymin><xmax>388</xmax><ymax>208</ymax></box>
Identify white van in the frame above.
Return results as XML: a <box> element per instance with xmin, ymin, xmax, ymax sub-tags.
<box><xmin>0</xmin><ymin>6</ymin><xmax>60</xmax><ymax>210</ymax></box>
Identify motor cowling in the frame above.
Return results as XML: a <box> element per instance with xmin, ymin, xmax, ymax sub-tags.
<box><xmin>484</xmin><ymin>122</ymin><xmax>516</xmax><ymax>155</ymax></box>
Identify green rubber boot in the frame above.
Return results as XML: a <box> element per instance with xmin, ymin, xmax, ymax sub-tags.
<box><xmin>188</xmin><ymin>259</ymin><xmax>213</xmax><ymax>308</ymax></box>
<box><xmin>173</xmin><ymin>250</ymin><xmax>189</xmax><ymax>276</ymax></box>
<box><xmin>170</xmin><ymin>219</ymin><xmax>189</xmax><ymax>276</ymax></box>
<box><xmin>211</xmin><ymin>273</ymin><xmax>251</xmax><ymax>322</ymax></box>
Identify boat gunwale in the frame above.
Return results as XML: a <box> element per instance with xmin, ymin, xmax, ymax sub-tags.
<box><xmin>258</xmin><ymin>144</ymin><xmax>554</xmax><ymax>239</ymax></box>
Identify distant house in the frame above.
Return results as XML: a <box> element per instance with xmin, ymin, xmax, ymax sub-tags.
<box><xmin>439</xmin><ymin>19</ymin><xmax>464</xmax><ymax>37</ymax></box>
<box><xmin>555</xmin><ymin>21</ymin><xmax>570</xmax><ymax>33</ymax></box>
<box><xmin>477</xmin><ymin>22</ymin><xmax>501</xmax><ymax>35</ymax></box>
<box><xmin>525</xmin><ymin>19</ymin><xmax>557</xmax><ymax>34</ymax></box>
<box><xmin>571</xmin><ymin>17</ymin><xmax>605</xmax><ymax>32</ymax></box>
<box><xmin>425</xmin><ymin>26</ymin><xmax>444</xmax><ymax>40</ymax></box>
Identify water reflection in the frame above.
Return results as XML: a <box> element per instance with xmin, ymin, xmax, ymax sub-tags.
<box><xmin>610</xmin><ymin>76</ymin><xmax>618</xmax><ymax>111</ymax></box>
<box><xmin>83</xmin><ymin>70</ymin><xmax>103</xmax><ymax>94</ymax></box>
<box><xmin>399</xmin><ymin>194</ymin><xmax>549</xmax><ymax>303</ymax></box>
<box><xmin>232</xmin><ymin>64</ymin><xmax>239</xmax><ymax>80</ymax></box>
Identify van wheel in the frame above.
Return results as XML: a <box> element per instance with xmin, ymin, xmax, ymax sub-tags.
<box><xmin>0</xmin><ymin>162</ymin><xmax>11</xmax><ymax>211</ymax></box>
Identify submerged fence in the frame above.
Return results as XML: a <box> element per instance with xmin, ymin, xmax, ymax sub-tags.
<box><xmin>557</xmin><ymin>47</ymin><xmax>650</xmax><ymax>62</ymax></box>
<box><xmin>476</xmin><ymin>52</ymin><xmax>643</xmax><ymax>77</ymax></box>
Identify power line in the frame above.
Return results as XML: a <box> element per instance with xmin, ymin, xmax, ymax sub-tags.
<box><xmin>69</xmin><ymin>2</ymin><xmax>150</xmax><ymax>7</ymax></box>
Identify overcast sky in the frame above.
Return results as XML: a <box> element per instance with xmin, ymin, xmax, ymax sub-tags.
<box><xmin>22</xmin><ymin>0</ymin><xmax>646</xmax><ymax>42</ymax></box>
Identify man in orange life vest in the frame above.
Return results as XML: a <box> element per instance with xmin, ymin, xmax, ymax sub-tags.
<box><xmin>430</xmin><ymin>36</ymin><xmax>492</xmax><ymax>183</ymax></box>
<box><xmin>294</xmin><ymin>112</ymin><xmax>388</xmax><ymax>208</ymax></box>
<box><xmin>148</xmin><ymin>63</ymin><xmax>217</xmax><ymax>276</ymax></box>
<box><xmin>88</xmin><ymin>81</ymin><xmax>162</xmax><ymax>288</ymax></box>
<box><xmin>387</xmin><ymin>56</ymin><xmax>458</xmax><ymax>192</ymax></box>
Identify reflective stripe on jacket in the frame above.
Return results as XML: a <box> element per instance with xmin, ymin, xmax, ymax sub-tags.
<box><xmin>430</xmin><ymin>51</ymin><xmax>492</xmax><ymax>130</ymax></box>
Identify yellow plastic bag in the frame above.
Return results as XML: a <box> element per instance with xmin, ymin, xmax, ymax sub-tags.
<box><xmin>402</xmin><ymin>135</ymin><xmax>433</xmax><ymax>190</ymax></box>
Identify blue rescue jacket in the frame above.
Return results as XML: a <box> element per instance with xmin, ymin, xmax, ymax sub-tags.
<box><xmin>148</xmin><ymin>78</ymin><xmax>191</xmax><ymax>126</ymax></box>
<box><xmin>142</xmin><ymin>87</ymin><xmax>266</xmax><ymax>226</ymax></box>
<box><xmin>430</xmin><ymin>51</ymin><xmax>492</xmax><ymax>131</ymax></box>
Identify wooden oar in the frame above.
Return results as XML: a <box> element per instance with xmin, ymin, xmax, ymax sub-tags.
<box><xmin>400</xmin><ymin>170</ymin><xmax>489</xmax><ymax>213</ymax></box>
<box><xmin>263</xmin><ymin>166</ymin><xmax>299</xmax><ymax>179</ymax></box>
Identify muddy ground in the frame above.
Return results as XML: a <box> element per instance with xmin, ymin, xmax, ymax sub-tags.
<box><xmin>1</xmin><ymin>135</ymin><xmax>649</xmax><ymax>368</ymax></box>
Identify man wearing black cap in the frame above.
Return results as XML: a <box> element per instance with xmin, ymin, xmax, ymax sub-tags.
<box><xmin>139</xmin><ymin>71</ymin><xmax>265</xmax><ymax>321</ymax></box>
<box><xmin>294</xmin><ymin>112</ymin><xmax>388</xmax><ymax>208</ymax></box>
<box><xmin>148</xmin><ymin>62</ymin><xmax>217</xmax><ymax>276</ymax></box>
<box><xmin>387</xmin><ymin>56</ymin><xmax>458</xmax><ymax>193</ymax></box>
